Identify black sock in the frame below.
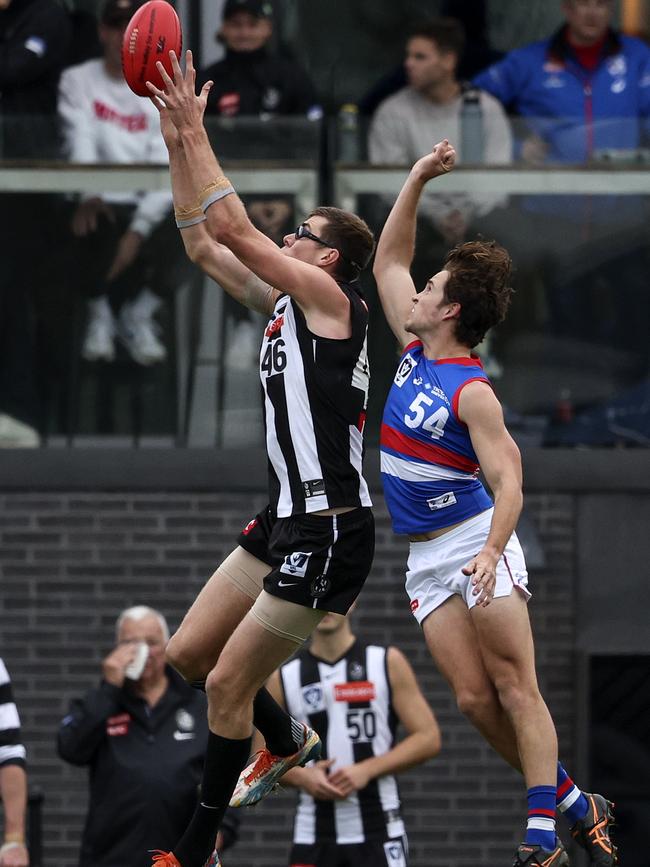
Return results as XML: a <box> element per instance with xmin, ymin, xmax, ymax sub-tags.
<box><xmin>174</xmin><ymin>731</ymin><xmax>251</xmax><ymax>867</ymax></box>
<box><xmin>253</xmin><ymin>686</ymin><xmax>305</xmax><ymax>756</ymax></box>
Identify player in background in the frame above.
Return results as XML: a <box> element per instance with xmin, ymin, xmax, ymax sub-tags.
<box><xmin>372</xmin><ymin>139</ymin><xmax>616</xmax><ymax>867</ymax></box>
<box><xmin>264</xmin><ymin>608</ymin><xmax>440</xmax><ymax>867</ymax></box>
<box><xmin>146</xmin><ymin>50</ymin><xmax>376</xmax><ymax>867</ymax></box>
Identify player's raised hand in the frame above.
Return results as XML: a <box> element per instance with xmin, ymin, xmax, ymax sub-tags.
<box><xmin>413</xmin><ymin>139</ymin><xmax>457</xmax><ymax>181</ymax></box>
<box><xmin>147</xmin><ymin>50</ymin><xmax>212</xmax><ymax>133</ymax></box>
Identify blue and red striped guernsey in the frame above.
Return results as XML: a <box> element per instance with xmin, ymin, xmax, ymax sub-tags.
<box><xmin>380</xmin><ymin>340</ymin><xmax>494</xmax><ymax>535</ymax></box>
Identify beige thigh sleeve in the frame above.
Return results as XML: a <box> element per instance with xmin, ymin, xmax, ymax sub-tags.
<box><xmin>250</xmin><ymin>590</ymin><xmax>325</xmax><ymax>646</ymax></box>
<box><xmin>218</xmin><ymin>546</ymin><xmax>272</xmax><ymax>601</ymax></box>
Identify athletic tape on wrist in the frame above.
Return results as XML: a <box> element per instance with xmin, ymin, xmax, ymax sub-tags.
<box><xmin>175</xmin><ymin>213</ymin><xmax>207</xmax><ymax>229</ymax></box>
<box><xmin>201</xmin><ymin>185</ymin><xmax>235</xmax><ymax>212</ymax></box>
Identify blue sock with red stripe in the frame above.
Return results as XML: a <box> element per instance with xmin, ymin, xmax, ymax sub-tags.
<box><xmin>525</xmin><ymin>785</ymin><xmax>557</xmax><ymax>850</ymax></box>
<box><xmin>556</xmin><ymin>763</ymin><xmax>589</xmax><ymax>824</ymax></box>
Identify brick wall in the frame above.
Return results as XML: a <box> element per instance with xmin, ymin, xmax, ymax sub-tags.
<box><xmin>0</xmin><ymin>490</ymin><xmax>576</xmax><ymax>867</ymax></box>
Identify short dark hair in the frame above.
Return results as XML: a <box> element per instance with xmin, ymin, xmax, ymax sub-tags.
<box><xmin>442</xmin><ymin>240</ymin><xmax>513</xmax><ymax>348</ymax></box>
<box><xmin>308</xmin><ymin>206</ymin><xmax>375</xmax><ymax>282</ymax></box>
<box><xmin>408</xmin><ymin>17</ymin><xmax>466</xmax><ymax>59</ymax></box>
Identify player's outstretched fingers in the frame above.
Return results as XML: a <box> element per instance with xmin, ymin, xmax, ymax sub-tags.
<box><xmin>154</xmin><ymin>59</ymin><xmax>174</xmax><ymax>92</ymax></box>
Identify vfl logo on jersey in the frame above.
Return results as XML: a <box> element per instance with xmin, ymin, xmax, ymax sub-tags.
<box><xmin>107</xmin><ymin>713</ymin><xmax>131</xmax><ymax>737</ymax></box>
<box><xmin>265</xmin><ymin>315</ymin><xmax>284</xmax><ymax>337</ymax></box>
<box><xmin>302</xmin><ymin>684</ymin><xmax>325</xmax><ymax>713</ymax></box>
<box><xmin>334</xmin><ymin>681</ymin><xmax>376</xmax><ymax>702</ymax></box>
<box><xmin>384</xmin><ymin>839</ymin><xmax>407</xmax><ymax>867</ymax></box>
<box><xmin>280</xmin><ymin>551</ymin><xmax>311</xmax><ymax>577</ymax></box>
<box><xmin>427</xmin><ymin>491</ymin><xmax>457</xmax><ymax>511</ymax></box>
<box><xmin>393</xmin><ymin>353</ymin><xmax>417</xmax><ymax>388</ymax></box>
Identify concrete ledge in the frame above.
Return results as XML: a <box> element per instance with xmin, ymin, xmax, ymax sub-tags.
<box><xmin>0</xmin><ymin>448</ymin><xmax>648</xmax><ymax>492</ymax></box>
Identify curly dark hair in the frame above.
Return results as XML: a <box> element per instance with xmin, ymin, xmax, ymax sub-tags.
<box><xmin>308</xmin><ymin>206</ymin><xmax>376</xmax><ymax>282</ymax></box>
<box><xmin>442</xmin><ymin>240</ymin><xmax>514</xmax><ymax>348</ymax></box>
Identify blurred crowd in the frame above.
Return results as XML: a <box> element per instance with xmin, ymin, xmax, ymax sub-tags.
<box><xmin>1</xmin><ymin>0</ymin><xmax>649</xmax><ymax>447</ymax></box>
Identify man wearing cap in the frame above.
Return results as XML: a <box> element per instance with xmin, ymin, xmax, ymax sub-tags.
<box><xmin>199</xmin><ymin>0</ymin><xmax>320</xmax><ymax>121</ymax></box>
<box><xmin>57</xmin><ymin>0</ymin><xmax>178</xmax><ymax>369</ymax></box>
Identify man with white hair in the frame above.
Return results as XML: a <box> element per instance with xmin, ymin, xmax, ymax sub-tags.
<box><xmin>57</xmin><ymin>607</ymin><xmax>239</xmax><ymax>867</ymax></box>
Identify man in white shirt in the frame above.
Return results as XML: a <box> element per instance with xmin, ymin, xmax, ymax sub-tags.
<box><xmin>58</xmin><ymin>0</ymin><xmax>175</xmax><ymax>366</ymax></box>
<box><xmin>368</xmin><ymin>18</ymin><xmax>511</xmax><ymax>263</ymax></box>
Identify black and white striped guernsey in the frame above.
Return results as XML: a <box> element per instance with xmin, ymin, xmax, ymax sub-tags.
<box><xmin>280</xmin><ymin>641</ymin><xmax>405</xmax><ymax>845</ymax></box>
<box><xmin>260</xmin><ymin>285</ymin><xmax>373</xmax><ymax>517</ymax></box>
<box><xmin>0</xmin><ymin>658</ymin><xmax>26</xmax><ymax>769</ymax></box>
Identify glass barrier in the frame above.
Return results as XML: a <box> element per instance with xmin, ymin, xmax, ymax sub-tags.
<box><xmin>335</xmin><ymin>166</ymin><xmax>650</xmax><ymax>449</ymax></box>
<box><xmin>0</xmin><ymin>163</ymin><xmax>318</xmax><ymax>447</ymax></box>
<box><xmin>1</xmin><ymin>161</ymin><xmax>648</xmax><ymax>449</ymax></box>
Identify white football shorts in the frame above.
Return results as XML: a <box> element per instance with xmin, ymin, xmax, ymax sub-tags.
<box><xmin>405</xmin><ymin>507</ymin><xmax>531</xmax><ymax>625</ymax></box>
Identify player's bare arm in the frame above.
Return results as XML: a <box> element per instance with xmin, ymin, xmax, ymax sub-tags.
<box><xmin>155</xmin><ymin>84</ymin><xmax>279</xmax><ymax>315</ymax></box>
<box><xmin>374</xmin><ymin>139</ymin><xmax>456</xmax><ymax>348</ymax></box>
<box><xmin>148</xmin><ymin>50</ymin><xmax>350</xmax><ymax>328</ymax></box>
<box><xmin>458</xmin><ymin>381</ymin><xmax>524</xmax><ymax>607</ymax></box>
<box><xmin>329</xmin><ymin>646</ymin><xmax>440</xmax><ymax>796</ymax></box>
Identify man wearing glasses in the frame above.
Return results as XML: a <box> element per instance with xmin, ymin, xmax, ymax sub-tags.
<box><xmin>145</xmin><ymin>51</ymin><xmax>376</xmax><ymax>867</ymax></box>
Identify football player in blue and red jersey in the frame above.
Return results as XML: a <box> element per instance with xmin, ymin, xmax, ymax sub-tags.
<box><xmin>373</xmin><ymin>140</ymin><xmax>616</xmax><ymax>867</ymax></box>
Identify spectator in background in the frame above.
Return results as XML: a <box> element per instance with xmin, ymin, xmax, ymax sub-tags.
<box><xmin>359</xmin><ymin>0</ymin><xmax>501</xmax><ymax>117</ymax></box>
<box><xmin>198</xmin><ymin>0</ymin><xmax>322</xmax><ymax>369</ymax></box>
<box><xmin>368</xmin><ymin>18</ymin><xmax>512</xmax><ymax>363</ymax></box>
<box><xmin>57</xmin><ymin>606</ymin><xmax>239</xmax><ymax>867</ymax></box>
<box><xmin>0</xmin><ymin>659</ymin><xmax>29</xmax><ymax>867</ymax></box>
<box><xmin>0</xmin><ymin>0</ymin><xmax>71</xmax><ymax>446</ymax></box>
<box><xmin>58</xmin><ymin>0</ymin><xmax>176</xmax><ymax>367</ymax></box>
<box><xmin>473</xmin><ymin>0</ymin><xmax>650</xmax><ymax>359</ymax></box>
<box><xmin>260</xmin><ymin>609</ymin><xmax>440</xmax><ymax>867</ymax></box>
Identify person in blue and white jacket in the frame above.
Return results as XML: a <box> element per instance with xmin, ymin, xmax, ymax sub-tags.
<box><xmin>473</xmin><ymin>0</ymin><xmax>650</xmax><ymax>165</ymax></box>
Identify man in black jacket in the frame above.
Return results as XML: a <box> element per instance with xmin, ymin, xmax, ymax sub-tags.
<box><xmin>57</xmin><ymin>606</ymin><xmax>239</xmax><ymax>867</ymax></box>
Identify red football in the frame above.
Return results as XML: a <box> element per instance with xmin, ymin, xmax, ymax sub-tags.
<box><xmin>122</xmin><ymin>0</ymin><xmax>182</xmax><ymax>97</ymax></box>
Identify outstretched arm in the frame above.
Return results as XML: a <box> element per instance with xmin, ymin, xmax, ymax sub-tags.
<box><xmin>373</xmin><ymin>140</ymin><xmax>456</xmax><ymax>348</ymax></box>
<box><xmin>148</xmin><ymin>51</ymin><xmax>348</xmax><ymax>320</ymax></box>
<box><xmin>159</xmin><ymin>105</ymin><xmax>278</xmax><ymax>314</ymax></box>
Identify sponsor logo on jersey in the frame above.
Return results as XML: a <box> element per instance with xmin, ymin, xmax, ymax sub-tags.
<box><xmin>106</xmin><ymin>713</ymin><xmax>131</xmax><ymax>736</ymax></box>
<box><xmin>173</xmin><ymin>731</ymin><xmax>195</xmax><ymax>741</ymax></box>
<box><xmin>302</xmin><ymin>684</ymin><xmax>324</xmax><ymax>713</ymax></box>
<box><xmin>410</xmin><ymin>599</ymin><xmax>420</xmax><ymax>612</ymax></box>
<box><xmin>334</xmin><ymin>681</ymin><xmax>376</xmax><ymax>702</ymax></box>
<box><xmin>426</xmin><ymin>491</ymin><xmax>457</xmax><ymax>511</ymax></box>
<box><xmin>280</xmin><ymin>551</ymin><xmax>311</xmax><ymax>577</ymax></box>
<box><xmin>393</xmin><ymin>353</ymin><xmax>417</xmax><ymax>387</ymax></box>
<box><xmin>265</xmin><ymin>315</ymin><xmax>284</xmax><ymax>337</ymax></box>
<box><xmin>432</xmin><ymin>385</ymin><xmax>450</xmax><ymax>405</ymax></box>
<box><xmin>543</xmin><ymin>61</ymin><xmax>564</xmax><ymax>73</ymax></box>
<box><xmin>241</xmin><ymin>517</ymin><xmax>258</xmax><ymax>535</ymax></box>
